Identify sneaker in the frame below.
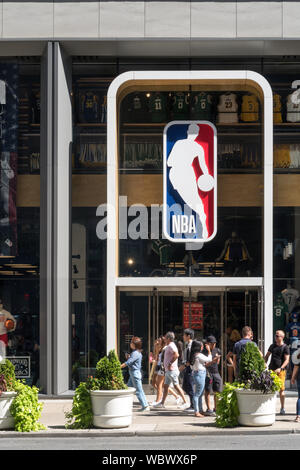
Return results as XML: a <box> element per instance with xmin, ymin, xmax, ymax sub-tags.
<box><xmin>151</xmin><ymin>401</ymin><xmax>161</xmax><ymax>406</ymax></box>
<box><xmin>185</xmin><ymin>406</ymin><xmax>195</xmax><ymax>413</ymax></box>
<box><xmin>138</xmin><ymin>406</ymin><xmax>150</xmax><ymax>412</ymax></box>
<box><xmin>152</xmin><ymin>402</ymin><xmax>165</xmax><ymax>409</ymax></box>
<box><xmin>176</xmin><ymin>397</ymin><xmax>183</xmax><ymax>405</ymax></box>
<box><xmin>205</xmin><ymin>410</ymin><xmax>215</xmax><ymax>416</ymax></box>
<box><xmin>280</xmin><ymin>408</ymin><xmax>286</xmax><ymax>415</ymax></box>
<box><xmin>178</xmin><ymin>403</ymin><xmax>188</xmax><ymax>410</ymax></box>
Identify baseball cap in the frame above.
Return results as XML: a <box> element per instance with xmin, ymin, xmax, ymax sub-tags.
<box><xmin>206</xmin><ymin>335</ymin><xmax>217</xmax><ymax>343</ymax></box>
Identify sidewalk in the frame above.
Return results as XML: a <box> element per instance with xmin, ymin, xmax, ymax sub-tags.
<box><xmin>1</xmin><ymin>394</ymin><xmax>300</xmax><ymax>437</ymax></box>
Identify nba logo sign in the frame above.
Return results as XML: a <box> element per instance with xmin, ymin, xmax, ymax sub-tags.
<box><xmin>163</xmin><ymin>121</ymin><xmax>217</xmax><ymax>243</ymax></box>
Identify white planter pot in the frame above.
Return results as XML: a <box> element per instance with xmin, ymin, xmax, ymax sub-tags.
<box><xmin>90</xmin><ymin>387</ymin><xmax>136</xmax><ymax>429</ymax></box>
<box><xmin>0</xmin><ymin>392</ymin><xmax>17</xmax><ymax>430</ymax></box>
<box><xmin>236</xmin><ymin>389</ymin><xmax>277</xmax><ymax>427</ymax></box>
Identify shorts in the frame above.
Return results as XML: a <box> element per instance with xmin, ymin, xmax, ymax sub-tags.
<box><xmin>278</xmin><ymin>370</ymin><xmax>286</xmax><ymax>392</ymax></box>
<box><xmin>164</xmin><ymin>370</ymin><xmax>179</xmax><ymax>386</ymax></box>
<box><xmin>205</xmin><ymin>373</ymin><xmax>223</xmax><ymax>393</ymax></box>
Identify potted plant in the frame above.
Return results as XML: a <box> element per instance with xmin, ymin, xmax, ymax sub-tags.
<box><xmin>66</xmin><ymin>350</ymin><xmax>135</xmax><ymax>429</ymax></box>
<box><xmin>216</xmin><ymin>342</ymin><xmax>282</xmax><ymax>428</ymax></box>
<box><xmin>0</xmin><ymin>359</ymin><xmax>45</xmax><ymax>431</ymax></box>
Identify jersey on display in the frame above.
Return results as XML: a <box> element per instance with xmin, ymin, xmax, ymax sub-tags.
<box><xmin>273</xmin><ymin>294</ymin><xmax>289</xmax><ymax>332</ymax></box>
<box><xmin>273</xmin><ymin>93</ymin><xmax>283</xmax><ymax>123</ymax></box>
<box><xmin>281</xmin><ymin>287</ymin><xmax>299</xmax><ymax>313</ymax></box>
<box><xmin>286</xmin><ymin>93</ymin><xmax>300</xmax><ymax>123</ymax></box>
<box><xmin>217</xmin><ymin>93</ymin><xmax>238</xmax><ymax>124</ymax></box>
<box><xmin>78</xmin><ymin>90</ymin><xmax>100</xmax><ymax>123</ymax></box>
<box><xmin>240</xmin><ymin>94</ymin><xmax>259</xmax><ymax>122</ymax></box>
<box><xmin>148</xmin><ymin>93</ymin><xmax>167</xmax><ymax>123</ymax></box>
<box><xmin>127</xmin><ymin>93</ymin><xmax>148</xmax><ymax>123</ymax></box>
<box><xmin>172</xmin><ymin>92</ymin><xmax>189</xmax><ymax>119</ymax></box>
<box><xmin>191</xmin><ymin>92</ymin><xmax>213</xmax><ymax>120</ymax></box>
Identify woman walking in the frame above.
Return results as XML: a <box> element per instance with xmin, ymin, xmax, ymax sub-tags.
<box><xmin>121</xmin><ymin>336</ymin><xmax>150</xmax><ymax>412</ymax></box>
<box><xmin>291</xmin><ymin>357</ymin><xmax>300</xmax><ymax>423</ymax></box>
<box><xmin>190</xmin><ymin>340</ymin><xmax>218</xmax><ymax>417</ymax></box>
<box><xmin>151</xmin><ymin>336</ymin><xmax>182</xmax><ymax>406</ymax></box>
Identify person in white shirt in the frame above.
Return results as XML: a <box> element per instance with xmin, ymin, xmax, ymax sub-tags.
<box><xmin>190</xmin><ymin>340</ymin><xmax>219</xmax><ymax>417</ymax></box>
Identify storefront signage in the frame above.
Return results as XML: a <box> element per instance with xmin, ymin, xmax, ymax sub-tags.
<box><xmin>9</xmin><ymin>356</ymin><xmax>31</xmax><ymax>378</ymax></box>
<box><xmin>163</xmin><ymin>121</ymin><xmax>217</xmax><ymax>243</ymax></box>
<box><xmin>183</xmin><ymin>301</ymin><xmax>203</xmax><ymax>330</ymax></box>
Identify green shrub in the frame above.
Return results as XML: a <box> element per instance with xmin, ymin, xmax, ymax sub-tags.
<box><xmin>65</xmin><ymin>380</ymin><xmax>93</xmax><ymax>429</ymax></box>
<box><xmin>239</xmin><ymin>342</ymin><xmax>265</xmax><ymax>382</ymax></box>
<box><xmin>215</xmin><ymin>382</ymin><xmax>243</xmax><ymax>428</ymax></box>
<box><xmin>10</xmin><ymin>381</ymin><xmax>45</xmax><ymax>432</ymax></box>
<box><xmin>0</xmin><ymin>359</ymin><xmax>16</xmax><ymax>391</ymax></box>
<box><xmin>95</xmin><ymin>350</ymin><xmax>127</xmax><ymax>391</ymax></box>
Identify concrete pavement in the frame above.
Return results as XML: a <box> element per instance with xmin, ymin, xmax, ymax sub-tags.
<box><xmin>0</xmin><ymin>393</ymin><xmax>299</xmax><ymax>437</ymax></box>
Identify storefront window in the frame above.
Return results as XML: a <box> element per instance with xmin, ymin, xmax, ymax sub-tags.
<box><xmin>0</xmin><ymin>58</ymin><xmax>40</xmax><ymax>387</ymax></box>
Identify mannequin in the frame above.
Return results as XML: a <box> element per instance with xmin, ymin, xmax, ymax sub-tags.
<box><xmin>216</xmin><ymin>231</ymin><xmax>252</xmax><ymax>276</ymax></box>
<box><xmin>0</xmin><ymin>300</ymin><xmax>16</xmax><ymax>351</ymax></box>
<box><xmin>281</xmin><ymin>282</ymin><xmax>299</xmax><ymax>314</ymax></box>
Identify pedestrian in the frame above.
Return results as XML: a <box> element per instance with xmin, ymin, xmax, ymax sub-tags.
<box><xmin>204</xmin><ymin>335</ymin><xmax>223</xmax><ymax>416</ymax></box>
<box><xmin>264</xmin><ymin>330</ymin><xmax>290</xmax><ymax>415</ymax></box>
<box><xmin>291</xmin><ymin>352</ymin><xmax>300</xmax><ymax>423</ymax></box>
<box><xmin>179</xmin><ymin>328</ymin><xmax>195</xmax><ymax>412</ymax></box>
<box><xmin>151</xmin><ymin>336</ymin><xmax>182</xmax><ymax>406</ymax></box>
<box><xmin>232</xmin><ymin>326</ymin><xmax>262</xmax><ymax>378</ymax></box>
<box><xmin>152</xmin><ymin>331</ymin><xmax>187</xmax><ymax>409</ymax></box>
<box><xmin>190</xmin><ymin>340</ymin><xmax>219</xmax><ymax>417</ymax></box>
<box><xmin>121</xmin><ymin>336</ymin><xmax>150</xmax><ymax>412</ymax></box>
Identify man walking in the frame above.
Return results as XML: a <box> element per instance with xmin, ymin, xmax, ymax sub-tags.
<box><xmin>233</xmin><ymin>326</ymin><xmax>261</xmax><ymax>378</ymax></box>
<box><xmin>265</xmin><ymin>330</ymin><xmax>290</xmax><ymax>415</ymax></box>
<box><xmin>153</xmin><ymin>331</ymin><xmax>187</xmax><ymax>409</ymax></box>
<box><xmin>179</xmin><ymin>328</ymin><xmax>195</xmax><ymax>412</ymax></box>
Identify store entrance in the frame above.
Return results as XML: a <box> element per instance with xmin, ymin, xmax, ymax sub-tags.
<box><xmin>118</xmin><ymin>286</ymin><xmax>263</xmax><ymax>383</ymax></box>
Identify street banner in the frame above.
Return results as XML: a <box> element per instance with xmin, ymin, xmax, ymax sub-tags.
<box><xmin>163</xmin><ymin>121</ymin><xmax>217</xmax><ymax>243</ymax></box>
<box><xmin>0</xmin><ymin>63</ymin><xmax>19</xmax><ymax>257</ymax></box>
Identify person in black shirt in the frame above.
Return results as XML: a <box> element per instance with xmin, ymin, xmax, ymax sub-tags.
<box><xmin>265</xmin><ymin>330</ymin><xmax>290</xmax><ymax>415</ymax></box>
<box><xmin>180</xmin><ymin>329</ymin><xmax>195</xmax><ymax>412</ymax></box>
<box><xmin>204</xmin><ymin>335</ymin><xmax>222</xmax><ymax>416</ymax></box>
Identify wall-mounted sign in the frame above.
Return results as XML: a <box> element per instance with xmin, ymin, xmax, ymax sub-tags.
<box><xmin>183</xmin><ymin>302</ymin><xmax>204</xmax><ymax>330</ymax></box>
<box><xmin>163</xmin><ymin>121</ymin><xmax>217</xmax><ymax>243</ymax></box>
<box><xmin>9</xmin><ymin>356</ymin><xmax>31</xmax><ymax>378</ymax></box>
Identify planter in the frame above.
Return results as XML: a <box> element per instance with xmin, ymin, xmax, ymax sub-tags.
<box><xmin>0</xmin><ymin>392</ymin><xmax>17</xmax><ymax>430</ymax></box>
<box><xmin>90</xmin><ymin>388</ymin><xmax>136</xmax><ymax>429</ymax></box>
<box><xmin>236</xmin><ymin>389</ymin><xmax>277</xmax><ymax>427</ymax></box>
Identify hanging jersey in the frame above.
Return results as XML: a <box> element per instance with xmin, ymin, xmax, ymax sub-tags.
<box><xmin>172</xmin><ymin>92</ymin><xmax>189</xmax><ymax>119</ymax></box>
<box><xmin>286</xmin><ymin>93</ymin><xmax>300</xmax><ymax>123</ymax></box>
<box><xmin>289</xmin><ymin>144</ymin><xmax>300</xmax><ymax>168</ymax></box>
<box><xmin>127</xmin><ymin>93</ymin><xmax>147</xmax><ymax>123</ymax></box>
<box><xmin>148</xmin><ymin>93</ymin><xmax>167</xmax><ymax>123</ymax></box>
<box><xmin>240</xmin><ymin>94</ymin><xmax>259</xmax><ymax>122</ymax></box>
<box><xmin>273</xmin><ymin>144</ymin><xmax>291</xmax><ymax>168</ymax></box>
<box><xmin>273</xmin><ymin>296</ymin><xmax>289</xmax><ymax>333</ymax></box>
<box><xmin>282</xmin><ymin>288</ymin><xmax>299</xmax><ymax>313</ymax></box>
<box><xmin>217</xmin><ymin>94</ymin><xmax>238</xmax><ymax>124</ymax></box>
<box><xmin>273</xmin><ymin>93</ymin><xmax>282</xmax><ymax>124</ymax></box>
<box><xmin>78</xmin><ymin>91</ymin><xmax>99</xmax><ymax>123</ymax></box>
<box><xmin>285</xmin><ymin>322</ymin><xmax>300</xmax><ymax>342</ymax></box>
<box><xmin>100</xmin><ymin>94</ymin><xmax>107</xmax><ymax>123</ymax></box>
<box><xmin>191</xmin><ymin>92</ymin><xmax>213</xmax><ymax>120</ymax></box>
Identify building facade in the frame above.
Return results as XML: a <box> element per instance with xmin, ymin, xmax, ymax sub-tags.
<box><xmin>0</xmin><ymin>2</ymin><xmax>300</xmax><ymax>394</ymax></box>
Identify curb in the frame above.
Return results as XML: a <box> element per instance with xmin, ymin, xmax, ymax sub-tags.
<box><xmin>1</xmin><ymin>428</ymin><xmax>300</xmax><ymax>438</ymax></box>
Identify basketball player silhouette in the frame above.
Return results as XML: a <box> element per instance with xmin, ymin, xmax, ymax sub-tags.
<box><xmin>167</xmin><ymin>123</ymin><xmax>214</xmax><ymax>239</ymax></box>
